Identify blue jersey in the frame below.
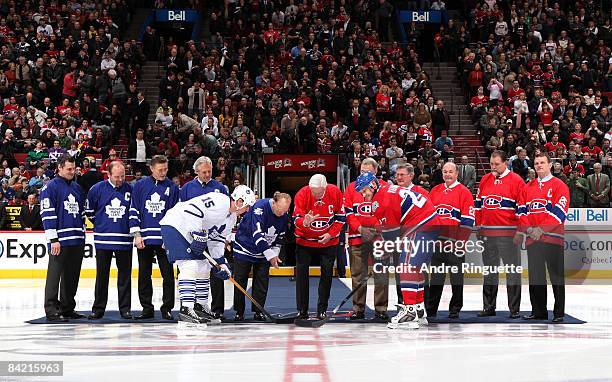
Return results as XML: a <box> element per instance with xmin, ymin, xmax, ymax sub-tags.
<box><xmin>129</xmin><ymin>176</ymin><xmax>179</xmax><ymax>245</ymax></box>
<box><xmin>179</xmin><ymin>178</ymin><xmax>228</xmax><ymax>201</ymax></box>
<box><xmin>234</xmin><ymin>198</ymin><xmax>288</xmax><ymax>263</ymax></box>
<box><xmin>40</xmin><ymin>176</ymin><xmax>85</xmax><ymax>246</ymax></box>
<box><xmin>86</xmin><ymin>180</ymin><xmax>133</xmax><ymax>251</ymax></box>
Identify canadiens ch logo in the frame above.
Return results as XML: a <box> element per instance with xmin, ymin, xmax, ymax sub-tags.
<box><xmin>355</xmin><ymin>202</ymin><xmax>372</xmax><ymax>215</ymax></box>
<box><xmin>436</xmin><ymin>204</ymin><xmax>454</xmax><ymax>217</ymax></box>
<box><xmin>483</xmin><ymin>195</ymin><xmax>503</xmax><ymax>208</ymax></box>
<box><xmin>309</xmin><ymin>218</ymin><xmax>330</xmax><ymax>231</ymax></box>
<box><xmin>529</xmin><ymin>199</ymin><xmax>548</xmax><ymax>212</ymax></box>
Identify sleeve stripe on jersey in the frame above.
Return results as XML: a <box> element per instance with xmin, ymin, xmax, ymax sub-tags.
<box><xmin>545</xmin><ymin>204</ymin><xmax>566</xmax><ymax>223</ymax></box>
<box><xmin>460</xmin><ymin>216</ymin><xmax>475</xmax><ymax>227</ymax></box>
<box><xmin>93</xmin><ymin>232</ymin><xmax>132</xmax><ymax>237</ymax></box>
<box><xmin>41</xmin><ymin>208</ymin><xmax>55</xmax><ymax>213</ymax></box>
<box><xmin>42</xmin><ymin>216</ymin><xmax>57</xmax><ymax>221</ymax></box>
<box><xmin>58</xmin><ymin>235</ymin><xmax>85</xmax><ymax>242</ymax></box>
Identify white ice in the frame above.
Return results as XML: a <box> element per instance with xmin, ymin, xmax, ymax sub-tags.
<box><xmin>1</xmin><ymin>279</ymin><xmax>612</xmax><ymax>382</ymax></box>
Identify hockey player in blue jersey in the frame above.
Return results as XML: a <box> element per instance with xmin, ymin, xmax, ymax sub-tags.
<box><xmin>179</xmin><ymin>156</ymin><xmax>228</xmax><ymax>319</ymax></box>
<box><xmin>40</xmin><ymin>154</ymin><xmax>86</xmax><ymax>322</ymax></box>
<box><xmin>129</xmin><ymin>155</ymin><xmax>179</xmax><ymax>320</ymax></box>
<box><xmin>233</xmin><ymin>192</ymin><xmax>291</xmax><ymax>322</ymax></box>
<box><xmin>160</xmin><ymin>185</ymin><xmax>256</xmax><ymax>329</ymax></box>
<box><xmin>85</xmin><ymin>161</ymin><xmax>133</xmax><ymax>320</ymax></box>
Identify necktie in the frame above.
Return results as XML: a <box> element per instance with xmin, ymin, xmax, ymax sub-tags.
<box><xmin>596</xmin><ymin>174</ymin><xmax>600</xmax><ymax>193</ymax></box>
<box><xmin>462</xmin><ymin>166</ymin><xmax>465</xmax><ymax>181</ymax></box>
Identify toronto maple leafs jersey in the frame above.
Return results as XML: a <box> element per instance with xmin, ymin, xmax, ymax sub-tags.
<box><xmin>85</xmin><ymin>180</ymin><xmax>133</xmax><ymax>251</ymax></box>
<box><xmin>40</xmin><ymin>176</ymin><xmax>86</xmax><ymax>246</ymax></box>
<box><xmin>234</xmin><ymin>198</ymin><xmax>288</xmax><ymax>263</ymax></box>
<box><xmin>160</xmin><ymin>192</ymin><xmax>236</xmax><ymax>261</ymax></box>
<box><xmin>129</xmin><ymin>176</ymin><xmax>179</xmax><ymax>245</ymax></box>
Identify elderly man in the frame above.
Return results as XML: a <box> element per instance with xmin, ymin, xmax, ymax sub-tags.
<box><xmin>587</xmin><ymin>163</ymin><xmax>610</xmax><ymax>207</ymax></box>
<box><xmin>292</xmin><ymin>174</ymin><xmax>345</xmax><ymax>320</ymax></box>
<box><xmin>427</xmin><ymin>162</ymin><xmax>475</xmax><ymax>319</ymax></box>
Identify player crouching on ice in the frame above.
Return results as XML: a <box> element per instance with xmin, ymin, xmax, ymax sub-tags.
<box><xmin>354</xmin><ymin>172</ymin><xmax>440</xmax><ymax>329</ymax></box>
<box><xmin>160</xmin><ymin>185</ymin><xmax>256</xmax><ymax>329</ymax></box>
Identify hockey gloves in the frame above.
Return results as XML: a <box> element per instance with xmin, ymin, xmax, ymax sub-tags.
<box><xmin>211</xmin><ymin>256</ymin><xmax>232</xmax><ymax>280</ymax></box>
<box><xmin>188</xmin><ymin>231</ymin><xmax>208</xmax><ymax>260</ymax></box>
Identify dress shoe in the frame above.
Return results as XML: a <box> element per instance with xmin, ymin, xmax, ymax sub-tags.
<box><xmin>374</xmin><ymin>311</ymin><xmax>390</xmax><ymax>322</ymax></box>
<box><xmin>522</xmin><ymin>314</ymin><xmax>548</xmax><ymax>320</ymax></box>
<box><xmin>234</xmin><ymin>313</ymin><xmax>244</xmax><ymax>322</ymax></box>
<box><xmin>46</xmin><ymin>313</ymin><xmax>68</xmax><ymax>322</ymax></box>
<box><xmin>350</xmin><ymin>311</ymin><xmax>365</xmax><ymax>320</ymax></box>
<box><xmin>253</xmin><ymin>312</ymin><xmax>266</xmax><ymax>322</ymax></box>
<box><xmin>161</xmin><ymin>311</ymin><xmax>174</xmax><ymax>320</ymax></box>
<box><xmin>477</xmin><ymin>309</ymin><xmax>496</xmax><ymax>317</ymax></box>
<box><xmin>448</xmin><ymin>311</ymin><xmax>460</xmax><ymax>319</ymax></box>
<box><xmin>63</xmin><ymin>311</ymin><xmax>86</xmax><ymax>319</ymax></box>
<box><xmin>88</xmin><ymin>312</ymin><xmax>104</xmax><ymax>320</ymax></box>
<box><xmin>120</xmin><ymin>312</ymin><xmax>133</xmax><ymax>320</ymax></box>
<box><xmin>212</xmin><ymin>312</ymin><xmax>225</xmax><ymax>321</ymax></box>
<box><xmin>296</xmin><ymin>311</ymin><xmax>309</xmax><ymax>320</ymax></box>
<box><xmin>134</xmin><ymin>311</ymin><xmax>154</xmax><ymax>320</ymax></box>
<box><xmin>508</xmin><ymin>312</ymin><xmax>521</xmax><ymax>319</ymax></box>
<box><xmin>317</xmin><ymin>311</ymin><xmax>327</xmax><ymax>320</ymax></box>
<box><xmin>552</xmin><ymin>316</ymin><xmax>564</xmax><ymax>323</ymax></box>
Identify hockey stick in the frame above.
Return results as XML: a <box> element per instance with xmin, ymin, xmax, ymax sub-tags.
<box><xmin>294</xmin><ymin>271</ymin><xmax>373</xmax><ymax>328</ymax></box>
<box><xmin>203</xmin><ymin>251</ymin><xmax>297</xmax><ymax>324</ymax></box>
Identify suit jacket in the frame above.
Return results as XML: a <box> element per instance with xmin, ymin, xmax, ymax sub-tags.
<box><xmin>19</xmin><ymin>204</ymin><xmax>42</xmax><ymax>230</ymax></box>
<box><xmin>134</xmin><ymin>100</ymin><xmax>150</xmax><ymax>129</ymax></box>
<box><xmin>511</xmin><ymin>158</ymin><xmax>531</xmax><ymax>180</ymax></box>
<box><xmin>587</xmin><ymin>173</ymin><xmax>610</xmax><ymax>205</ymax></box>
<box><xmin>458</xmin><ymin>164</ymin><xmax>476</xmax><ymax>191</ymax></box>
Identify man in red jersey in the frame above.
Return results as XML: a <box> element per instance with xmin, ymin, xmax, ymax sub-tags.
<box><xmin>293</xmin><ymin>174</ymin><xmax>345</xmax><ymax>320</ymax></box>
<box><xmin>427</xmin><ymin>162</ymin><xmax>475</xmax><ymax>319</ymax></box>
<box><xmin>355</xmin><ymin>172</ymin><xmax>439</xmax><ymax>329</ymax></box>
<box><xmin>344</xmin><ymin>158</ymin><xmax>389</xmax><ymax>321</ymax></box>
<box><xmin>518</xmin><ymin>153</ymin><xmax>570</xmax><ymax>323</ymax></box>
<box><xmin>475</xmin><ymin>150</ymin><xmax>525</xmax><ymax>319</ymax></box>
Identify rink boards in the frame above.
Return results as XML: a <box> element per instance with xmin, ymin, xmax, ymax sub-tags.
<box><xmin>0</xmin><ymin>208</ymin><xmax>611</xmax><ymax>280</ymax></box>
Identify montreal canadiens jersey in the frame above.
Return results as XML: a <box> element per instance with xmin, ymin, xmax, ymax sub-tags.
<box><xmin>293</xmin><ymin>184</ymin><xmax>345</xmax><ymax>248</ymax></box>
<box><xmin>40</xmin><ymin>176</ymin><xmax>86</xmax><ymax>246</ymax></box>
<box><xmin>85</xmin><ymin>180</ymin><xmax>133</xmax><ymax>250</ymax></box>
<box><xmin>129</xmin><ymin>176</ymin><xmax>179</xmax><ymax>245</ymax></box>
<box><xmin>370</xmin><ymin>184</ymin><xmax>439</xmax><ymax>240</ymax></box>
<box><xmin>429</xmin><ymin>181</ymin><xmax>475</xmax><ymax>241</ymax></box>
<box><xmin>344</xmin><ymin>179</ymin><xmax>387</xmax><ymax>245</ymax></box>
<box><xmin>518</xmin><ymin>174</ymin><xmax>570</xmax><ymax>246</ymax></box>
<box><xmin>234</xmin><ymin>198</ymin><xmax>289</xmax><ymax>263</ymax></box>
<box><xmin>406</xmin><ymin>183</ymin><xmax>430</xmax><ymax>197</ymax></box>
<box><xmin>475</xmin><ymin>169</ymin><xmax>525</xmax><ymax>236</ymax></box>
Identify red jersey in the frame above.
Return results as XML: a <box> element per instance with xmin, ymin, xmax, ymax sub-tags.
<box><xmin>429</xmin><ymin>181</ymin><xmax>475</xmax><ymax>241</ymax></box>
<box><xmin>376</xmin><ymin>93</ymin><xmax>391</xmax><ymax>113</ymax></box>
<box><xmin>293</xmin><ymin>184</ymin><xmax>345</xmax><ymax>248</ymax></box>
<box><xmin>344</xmin><ymin>179</ymin><xmax>387</xmax><ymax>245</ymax></box>
<box><xmin>507</xmin><ymin>87</ymin><xmax>525</xmax><ymax>102</ymax></box>
<box><xmin>406</xmin><ymin>183</ymin><xmax>429</xmax><ymax>197</ymax></box>
<box><xmin>582</xmin><ymin>145</ymin><xmax>602</xmax><ymax>157</ymax></box>
<box><xmin>475</xmin><ymin>169</ymin><xmax>525</xmax><ymax>236</ymax></box>
<box><xmin>544</xmin><ymin>141</ymin><xmax>566</xmax><ymax>154</ymax></box>
<box><xmin>470</xmin><ymin>95</ymin><xmax>489</xmax><ymax>107</ymax></box>
<box><xmin>518</xmin><ymin>174</ymin><xmax>570</xmax><ymax>246</ymax></box>
<box><xmin>370</xmin><ymin>184</ymin><xmax>439</xmax><ymax>239</ymax></box>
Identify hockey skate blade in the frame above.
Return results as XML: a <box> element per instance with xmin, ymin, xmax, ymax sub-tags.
<box><xmin>272</xmin><ymin>313</ymin><xmax>298</xmax><ymax>324</ymax></box>
<box><xmin>387</xmin><ymin>321</ymin><xmax>419</xmax><ymax>330</ymax></box>
<box><xmin>177</xmin><ymin>321</ymin><xmax>208</xmax><ymax>331</ymax></box>
<box><xmin>418</xmin><ymin>318</ymin><xmax>428</xmax><ymax>326</ymax></box>
<box><xmin>294</xmin><ymin>318</ymin><xmax>328</xmax><ymax>328</ymax></box>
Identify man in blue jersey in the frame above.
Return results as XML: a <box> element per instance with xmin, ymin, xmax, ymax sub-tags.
<box><xmin>86</xmin><ymin>161</ymin><xmax>134</xmax><ymax>320</ymax></box>
<box><xmin>179</xmin><ymin>156</ymin><xmax>228</xmax><ymax>319</ymax></box>
<box><xmin>233</xmin><ymin>192</ymin><xmax>291</xmax><ymax>321</ymax></box>
<box><xmin>40</xmin><ymin>155</ymin><xmax>86</xmax><ymax>322</ymax></box>
<box><xmin>129</xmin><ymin>155</ymin><xmax>179</xmax><ymax>320</ymax></box>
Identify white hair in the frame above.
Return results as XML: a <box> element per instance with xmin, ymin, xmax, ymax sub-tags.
<box><xmin>193</xmin><ymin>156</ymin><xmax>213</xmax><ymax>171</ymax></box>
<box><xmin>308</xmin><ymin>174</ymin><xmax>327</xmax><ymax>188</ymax></box>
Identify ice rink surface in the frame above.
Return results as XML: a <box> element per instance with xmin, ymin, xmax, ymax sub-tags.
<box><xmin>1</xmin><ymin>278</ymin><xmax>612</xmax><ymax>382</ymax></box>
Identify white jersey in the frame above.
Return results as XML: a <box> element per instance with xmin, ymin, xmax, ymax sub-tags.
<box><xmin>160</xmin><ymin>193</ymin><xmax>236</xmax><ymax>258</ymax></box>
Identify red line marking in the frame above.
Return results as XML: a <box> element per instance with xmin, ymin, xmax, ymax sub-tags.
<box><xmin>284</xmin><ymin>326</ymin><xmax>331</xmax><ymax>382</ymax></box>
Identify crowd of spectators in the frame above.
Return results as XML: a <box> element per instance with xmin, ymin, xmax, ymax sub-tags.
<box><xmin>0</xmin><ymin>0</ymin><xmax>610</xmax><ymax>222</ymax></box>
<box><xmin>459</xmin><ymin>0</ymin><xmax>611</xmax><ymax>207</ymax></box>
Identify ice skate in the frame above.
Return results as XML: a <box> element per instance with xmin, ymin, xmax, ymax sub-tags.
<box><xmin>177</xmin><ymin>306</ymin><xmax>208</xmax><ymax>331</ymax></box>
<box><xmin>194</xmin><ymin>303</ymin><xmax>221</xmax><ymax>325</ymax></box>
<box><xmin>387</xmin><ymin>304</ymin><xmax>419</xmax><ymax>330</ymax></box>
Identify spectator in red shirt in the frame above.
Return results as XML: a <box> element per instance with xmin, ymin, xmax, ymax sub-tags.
<box><xmin>582</xmin><ymin>136</ymin><xmax>603</xmax><ymax>159</ymax></box>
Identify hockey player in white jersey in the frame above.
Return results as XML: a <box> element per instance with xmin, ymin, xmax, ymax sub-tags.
<box><xmin>160</xmin><ymin>185</ymin><xmax>256</xmax><ymax>329</ymax></box>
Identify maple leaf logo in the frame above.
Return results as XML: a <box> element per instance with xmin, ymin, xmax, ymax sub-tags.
<box><xmin>105</xmin><ymin>197</ymin><xmax>126</xmax><ymax>222</ymax></box>
<box><xmin>64</xmin><ymin>193</ymin><xmax>80</xmax><ymax>218</ymax></box>
<box><xmin>145</xmin><ymin>192</ymin><xmax>166</xmax><ymax>217</ymax></box>
<box><xmin>254</xmin><ymin>207</ymin><xmax>264</xmax><ymax>216</ymax></box>
<box><xmin>264</xmin><ymin>226</ymin><xmax>277</xmax><ymax>245</ymax></box>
